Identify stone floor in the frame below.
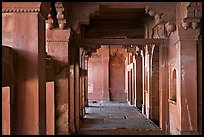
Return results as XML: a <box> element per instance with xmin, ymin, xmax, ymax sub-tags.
<box><xmin>78</xmin><ymin>100</ymin><xmax>164</xmax><ymax>135</ymax></box>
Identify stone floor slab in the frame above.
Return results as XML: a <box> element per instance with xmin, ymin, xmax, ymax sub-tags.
<box><xmin>78</xmin><ymin>101</ymin><xmax>163</xmax><ymax>135</ymax></box>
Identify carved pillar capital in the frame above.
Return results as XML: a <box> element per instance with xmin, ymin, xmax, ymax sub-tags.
<box><xmin>181</xmin><ymin>2</ymin><xmax>202</xmax><ymax>30</ymax></box>
<box><xmin>127</xmin><ymin>45</ymin><xmax>137</xmax><ymax>55</ymax></box>
<box><xmin>144</xmin><ymin>45</ymin><xmax>154</xmax><ymax>56</ymax></box>
<box><xmin>146</xmin><ymin>4</ymin><xmax>177</xmax><ymax>38</ymax></box>
<box><xmin>2</xmin><ymin>2</ymin><xmax>51</xmax><ymax>19</ymax></box>
<box><xmin>135</xmin><ymin>46</ymin><xmax>142</xmax><ymax>57</ymax></box>
<box><xmin>140</xmin><ymin>47</ymin><xmax>145</xmax><ymax>58</ymax></box>
<box><xmin>46</xmin><ymin>29</ymin><xmax>71</xmax><ymax>42</ymax></box>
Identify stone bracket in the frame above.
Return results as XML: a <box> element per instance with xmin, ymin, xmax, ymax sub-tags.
<box><xmin>46</xmin><ymin>29</ymin><xmax>71</xmax><ymax>42</ymax></box>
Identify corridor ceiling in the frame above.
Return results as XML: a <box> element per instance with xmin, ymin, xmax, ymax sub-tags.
<box><xmin>83</xmin><ymin>7</ymin><xmax>147</xmax><ymax>39</ymax></box>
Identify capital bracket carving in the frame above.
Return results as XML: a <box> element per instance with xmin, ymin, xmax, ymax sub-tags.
<box><xmin>146</xmin><ymin>4</ymin><xmax>177</xmax><ymax>38</ymax></box>
<box><xmin>181</xmin><ymin>2</ymin><xmax>202</xmax><ymax>30</ymax></box>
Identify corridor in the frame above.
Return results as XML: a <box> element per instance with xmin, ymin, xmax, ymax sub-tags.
<box><xmin>2</xmin><ymin>2</ymin><xmax>202</xmax><ymax>135</ymax></box>
<box><xmin>78</xmin><ymin>101</ymin><xmax>163</xmax><ymax>135</ymax></box>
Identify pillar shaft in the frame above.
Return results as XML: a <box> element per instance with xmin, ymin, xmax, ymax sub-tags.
<box><xmin>135</xmin><ymin>55</ymin><xmax>143</xmax><ymax>110</ymax></box>
<box><xmin>46</xmin><ymin>29</ymin><xmax>71</xmax><ymax>134</ymax></box>
<box><xmin>2</xmin><ymin>3</ymin><xmax>50</xmax><ymax>133</ymax></box>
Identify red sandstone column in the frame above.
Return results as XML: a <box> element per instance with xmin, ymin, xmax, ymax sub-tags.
<box><xmin>101</xmin><ymin>46</ymin><xmax>110</xmax><ymax>101</ymax></box>
<box><xmin>125</xmin><ymin>55</ymin><xmax>129</xmax><ymax>100</ymax></box>
<box><xmin>69</xmin><ymin>63</ymin><xmax>75</xmax><ymax>133</ymax></box>
<box><xmin>135</xmin><ymin>53</ymin><xmax>143</xmax><ymax>110</ymax></box>
<box><xmin>69</xmin><ymin>37</ymin><xmax>80</xmax><ymax>133</ymax></box>
<box><xmin>2</xmin><ymin>87</ymin><xmax>10</xmax><ymax>135</ymax></box>
<box><xmin>151</xmin><ymin>45</ymin><xmax>160</xmax><ymax>126</ymax></box>
<box><xmin>2</xmin><ymin>2</ymin><xmax>50</xmax><ymax>135</ymax></box>
<box><xmin>79</xmin><ymin>48</ymin><xmax>86</xmax><ymax>119</ymax></box>
<box><xmin>82</xmin><ymin>56</ymin><xmax>86</xmax><ymax>117</ymax></box>
<box><xmin>74</xmin><ymin>47</ymin><xmax>80</xmax><ymax>132</ymax></box>
<box><xmin>79</xmin><ymin>48</ymin><xmax>84</xmax><ymax>119</ymax></box>
<box><xmin>133</xmin><ymin>56</ymin><xmax>137</xmax><ymax>107</ymax></box>
<box><xmin>159</xmin><ymin>41</ymin><xmax>169</xmax><ymax>132</ymax></box>
<box><xmin>197</xmin><ymin>35</ymin><xmax>202</xmax><ymax>134</ymax></box>
<box><xmin>178</xmin><ymin>28</ymin><xmax>199</xmax><ymax>134</ymax></box>
<box><xmin>144</xmin><ymin>50</ymin><xmax>150</xmax><ymax>118</ymax></box>
<box><xmin>2</xmin><ymin>46</ymin><xmax>12</xmax><ymax>135</ymax></box>
<box><xmin>84</xmin><ymin>55</ymin><xmax>88</xmax><ymax>106</ymax></box>
<box><xmin>141</xmin><ymin>49</ymin><xmax>146</xmax><ymax>115</ymax></box>
<box><xmin>46</xmin><ymin>29</ymin><xmax>71</xmax><ymax>134</ymax></box>
<box><xmin>84</xmin><ymin>56</ymin><xmax>89</xmax><ymax>106</ymax></box>
<box><xmin>46</xmin><ymin>82</ymin><xmax>55</xmax><ymax>135</ymax></box>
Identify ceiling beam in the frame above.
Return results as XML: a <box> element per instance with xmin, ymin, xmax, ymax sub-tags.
<box><xmin>81</xmin><ymin>38</ymin><xmax>167</xmax><ymax>46</ymax></box>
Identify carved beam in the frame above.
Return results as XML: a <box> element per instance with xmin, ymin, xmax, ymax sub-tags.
<box><xmin>2</xmin><ymin>2</ymin><xmax>51</xmax><ymax>19</ymax></box>
<box><xmin>81</xmin><ymin>38</ymin><xmax>166</xmax><ymax>46</ymax></box>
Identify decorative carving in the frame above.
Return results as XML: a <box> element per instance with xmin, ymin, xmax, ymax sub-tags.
<box><xmin>181</xmin><ymin>21</ymin><xmax>191</xmax><ymax>29</ymax></box>
<box><xmin>181</xmin><ymin>2</ymin><xmax>202</xmax><ymax>30</ymax></box>
<box><xmin>146</xmin><ymin>5</ymin><xmax>177</xmax><ymax>37</ymax></box>
<box><xmin>127</xmin><ymin>45</ymin><xmax>137</xmax><ymax>55</ymax></box>
<box><xmin>46</xmin><ymin>13</ymin><xmax>54</xmax><ymax>30</ymax></box>
<box><xmin>144</xmin><ymin>45</ymin><xmax>154</xmax><ymax>55</ymax></box>
<box><xmin>145</xmin><ymin>5</ymin><xmax>165</xmax><ymax>24</ymax></box>
<box><xmin>135</xmin><ymin>46</ymin><xmax>142</xmax><ymax>56</ymax></box>
<box><xmin>55</xmin><ymin>2</ymin><xmax>66</xmax><ymax>29</ymax></box>
<box><xmin>154</xmin><ymin>13</ymin><xmax>164</xmax><ymax>24</ymax></box>
<box><xmin>152</xmin><ymin>23</ymin><xmax>167</xmax><ymax>38</ymax></box>
<box><xmin>165</xmin><ymin>22</ymin><xmax>176</xmax><ymax>36</ymax></box>
<box><xmin>191</xmin><ymin>21</ymin><xmax>199</xmax><ymax>29</ymax></box>
<box><xmin>2</xmin><ymin>8</ymin><xmax>40</xmax><ymax>13</ymax></box>
<box><xmin>148</xmin><ymin>9</ymin><xmax>156</xmax><ymax>16</ymax></box>
<box><xmin>110</xmin><ymin>50</ymin><xmax>125</xmax><ymax>64</ymax></box>
<box><xmin>84</xmin><ymin>45</ymin><xmax>101</xmax><ymax>58</ymax></box>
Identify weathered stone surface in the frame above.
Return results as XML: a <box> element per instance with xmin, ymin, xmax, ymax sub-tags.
<box><xmin>46</xmin><ymin>82</ymin><xmax>55</xmax><ymax>135</ymax></box>
<box><xmin>2</xmin><ymin>87</ymin><xmax>10</xmax><ymax>135</ymax></box>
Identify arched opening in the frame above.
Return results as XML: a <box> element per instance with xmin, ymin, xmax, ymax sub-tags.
<box><xmin>109</xmin><ymin>49</ymin><xmax>126</xmax><ymax>101</ymax></box>
<box><xmin>150</xmin><ymin>45</ymin><xmax>160</xmax><ymax>127</ymax></box>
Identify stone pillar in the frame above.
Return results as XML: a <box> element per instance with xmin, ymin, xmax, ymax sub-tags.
<box><xmin>159</xmin><ymin>40</ymin><xmax>169</xmax><ymax>133</ymax></box>
<box><xmin>124</xmin><ymin>54</ymin><xmax>129</xmax><ymax>99</ymax></box>
<box><xmin>178</xmin><ymin>28</ymin><xmax>200</xmax><ymax>135</ymax></box>
<box><xmin>46</xmin><ymin>29</ymin><xmax>71</xmax><ymax>134</ymax></box>
<box><xmin>101</xmin><ymin>46</ymin><xmax>110</xmax><ymax>101</ymax></box>
<box><xmin>84</xmin><ymin>56</ymin><xmax>89</xmax><ymax>106</ymax></box>
<box><xmin>46</xmin><ymin>82</ymin><xmax>55</xmax><ymax>135</ymax></box>
<box><xmin>79</xmin><ymin>48</ymin><xmax>85</xmax><ymax>119</ymax></box>
<box><xmin>135</xmin><ymin>53</ymin><xmax>143</xmax><ymax>110</ymax></box>
<box><xmin>82</xmin><ymin>56</ymin><xmax>86</xmax><ymax>117</ymax></box>
<box><xmin>2</xmin><ymin>87</ymin><xmax>10</xmax><ymax>135</ymax></box>
<box><xmin>68</xmin><ymin>35</ymin><xmax>80</xmax><ymax>133</ymax></box>
<box><xmin>150</xmin><ymin>45</ymin><xmax>160</xmax><ymax>126</ymax></box>
<box><xmin>141</xmin><ymin>49</ymin><xmax>146</xmax><ymax>115</ymax></box>
<box><xmin>2</xmin><ymin>46</ymin><xmax>13</xmax><ymax>135</ymax></box>
<box><xmin>143</xmin><ymin>45</ymin><xmax>153</xmax><ymax>119</ymax></box>
<box><xmin>197</xmin><ymin>34</ymin><xmax>202</xmax><ymax>135</ymax></box>
<box><xmin>69</xmin><ymin>62</ymin><xmax>75</xmax><ymax>133</ymax></box>
<box><xmin>132</xmin><ymin>65</ymin><xmax>135</xmax><ymax>106</ymax></box>
<box><xmin>2</xmin><ymin>2</ymin><xmax>50</xmax><ymax>134</ymax></box>
<box><xmin>74</xmin><ymin>47</ymin><xmax>80</xmax><ymax>133</ymax></box>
